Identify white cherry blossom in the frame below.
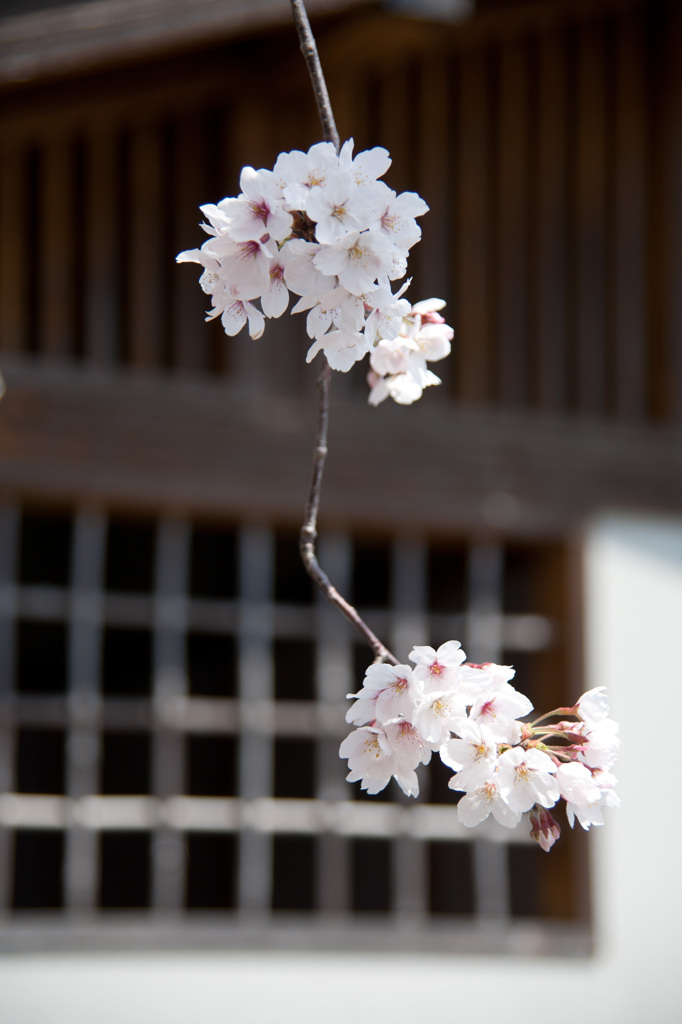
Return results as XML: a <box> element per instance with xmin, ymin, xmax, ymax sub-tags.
<box><xmin>221</xmin><ymin>166</ymin><xmax>292</xmax><ymax>243</ymax></box>
<box><xmin>339</xmin><ymin>139</ymin><xmax>392</xmax><ymax>187</ymax></box>
<box><xmin>579</xmin><ymin>716</ymin><xmax>620</xmax><ymax>769</ymax></box>
<box><xmin>306</xmin><ymin>328</ymin><xmax>371</xmax><ymax>372</ymax></box>
<box><xmin>275</xmin><ymin>141</ymin><xmax>340</xmax><ymax>209</ymax></box>
<box><xmin>217</xmin><ymin>296</ymin><xmax>265</xmax><ymax>339</ymax></box>
<box><xmin>339</xmin><ymin>725</ymin><xmax>396</xmax><ymax>795</ymax></box>
<box><xmin>497</xmin><ymin>747</ymin><xmax>559</xmax><ymax>814</ymax></box>
<box><xmin>371</xmin><ymin>189</ymin><xmax>429</xmax><ymax>249</ymax></box>
<box><xmin>411</xmin><ymin>690</ymin><xmax>468</xmax><ymax>748</ymax></box>
<box><xmin>346</xmin><ymin>662</ymin><xmax>419</xmax><ymax>726</ymax></box>
<box><xmin>457</xmin><ymin>777</ymin><xmax>520</xmax><ymax>829</ymax></box>
<box><xmin>577</xmin><ymin>686</ymin><xmax>611</xmax><ymax>729</ymax></box>
<box><xmin>383</xmin><ymin>718</ymin><xmax>432</xmax><ymax>797</ymax></box>
<box><xmin>469</xmin><ymin>679</ymin><xmax>533</xmax><ymax>743</ymax></box>
<box><xmin>338</xmin><ymin>636</ymin><xmax>619</xmax><ymax>849</ymax></box>
<box><xmin>306</xmin><ymin>171</ymin><xmax>382</xmax><ymax>244</ymax></box>
<box><xmin>312</xmin><ymin>230</ymin><xmax>396</xmax><ymax>295</ymax></box>
<box><xmin>440</xmin><ymin>718</ymin><xmax>498</xmax><ymax>790</ymax></box>
<box><xmin>408</xmin><ymin>640</ymin><xmax>468</xmax><ymax>693</ymax></box>
<box><xmin>178</xmin><ymin>140</ymin><xmax>454</xmax><ymax>402</ymax></box>
<box><xmin>557</xmin><ymin>765</ymin><xmax>598</xmax><ymax>811</ymax></box>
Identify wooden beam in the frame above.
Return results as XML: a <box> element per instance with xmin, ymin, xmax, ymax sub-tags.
<box><xmin>1</xmin><ymin>362</ymin><xmax>681</xmax><ymax>536</ymax></box>
<box><xmin>0</xmin><ymin>0</ymin><xmax>371</xmax><ymax>86</ymax></box>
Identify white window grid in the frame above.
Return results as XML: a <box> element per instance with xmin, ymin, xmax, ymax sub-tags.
<box><xmin>0</xmin><ymin>503</ymin><xmax>588</xmax><ymax>953</ymax></box>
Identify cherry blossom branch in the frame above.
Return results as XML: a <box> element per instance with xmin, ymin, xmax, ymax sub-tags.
<box><xmin>291</xmin><ymin>0</ymin><xmax>398</xmax><ymax>665</ymax></box>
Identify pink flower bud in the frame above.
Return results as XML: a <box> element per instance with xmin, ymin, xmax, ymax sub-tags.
<box><xmin>530</xmin><ymin>806</ymin><xmax>561</xmax><ymax>853</ymax></box>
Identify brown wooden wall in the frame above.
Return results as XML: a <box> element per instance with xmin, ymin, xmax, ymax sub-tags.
<box><xmin>0</xmin><ymin>1</ymin><xmax>679</xmax><ymax>415</ymax></box>
<box><xmin>0</xmin><ymin>0</ymin><xmax>681</xmax><ymax>529</ymax></box>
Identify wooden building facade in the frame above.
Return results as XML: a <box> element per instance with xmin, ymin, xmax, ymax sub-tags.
<box><xmin>0</xmin><ymin>0</ymin><xmax>679</xmax><ymax>953</ymax></box>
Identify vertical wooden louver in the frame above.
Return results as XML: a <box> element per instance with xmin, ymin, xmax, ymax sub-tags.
<box><xmin>0</xmin><ymin>2</ymin><xmax>679</xmax><ymax>425</ymax></box>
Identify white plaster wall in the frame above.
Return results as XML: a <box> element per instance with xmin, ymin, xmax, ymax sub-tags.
<box><xmin>0</xmin><ymin>513</ymin><xmax>680</xmax><ymax>1024</ymax></box>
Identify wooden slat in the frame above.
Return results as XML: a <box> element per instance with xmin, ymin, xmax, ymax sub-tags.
<box><xmin>613</xmin><ymin>11</ymin><xmax>646</xmax><ymax>421</ymax></box>
<box><xmin>171</xmin><ymin>116</ymin><xmax>209</xmax><ymax>375</ymax></box>
<box><xmin>390</xmin><ymin>537</ymin><xmax>428</xmax><ymax>920</ymax></box>
<box><xmin>237</xmin><ymin>526</ymin><xmax>274</xmax><ymax>914</ymax></box>
<box><xmin>466</xmin><ymin>540</ymin><xmax>503</xmax><ymax>662</ymax></box>
<box><xmin>472</xmin><ymin>839</ymin><xmax>510</xmax><ymax>919</ymax></box>
<box><xmin>39</xmin><ymin>138</ymin><xmax>74</xmax><ymax>358</ymax></box>
<box><xmin>497</xmin><ymin>37</ymin><xmax>529</xmax><ymax>406</ymax></box>
<box><xmin>660</xmin><ymin>3</ymin><xmax>682</xmax><ymax>426</ymax></box>
<box><xmin>0</xmin><ymin>66</ymin><xmax>236</xmax><ymax>146</ymax></box>
<box><xmin>378</xmin><ymin>63</ymin><xmax>411</xmax><ymax>198</ymax></box>
<box><xmin>457</xmin><ymin>47</ymin><xmax>493</xmax><ymax>404</ymax></box>
<box><xmin>0</xmin><ymin>148</ymin><xmax>25</xmax><ymax>355</ymax></box>
<box><xmin>466</xmin><ymin>539</ymin><xmax>510</xmax><ymax>922</ymax></box>
<box><xmin>152</xmin><ymin>517</ymin><xmax>189</xmax><ymax>912</ymax></box>
<box><xmin>414</xmin><ymin>55</ymin><xmax>452</xmax><ymax>365</ymax></box>
<box><xmin>0</xmin><ymin>504</ymin><xmax>18</xmax><ymax>913</ymax></box>
<box><xmin>153</xmin><ymin>517</ymin><xmax>189</xmax><ymax>793</ymax></box>
<box><xmin>127</xmin><ymin>123</ymin><xmax>163</xmax><ymax>371</ymax></box>
<box><xmin>573</xmin><ymin>21</ymin><xmax>608</xmax><ymax>415</ymax></box>
<box><xmin>535</xmin><ymin>28</ymin><xmax>568</xmax><ymax>412</ymax></box>
<box><xmin>64</xmin><ymin>508</ymin><xmax>106</xmax><ymax>913</ymax></box>
<box><xmin>315</xmin><ymin>534</ymin><xmax>352</xmax><ymax>914</ymax></box>
<box><xmin>83</xmin><ymin>129</ymin><xmax>119</xmax><ymax>367</ymax></box>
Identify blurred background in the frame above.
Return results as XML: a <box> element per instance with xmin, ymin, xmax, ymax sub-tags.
<box><xmin>0</xmin><ymin>0</ymin><xmax>680</xmax><ymax>1021</ymax></box>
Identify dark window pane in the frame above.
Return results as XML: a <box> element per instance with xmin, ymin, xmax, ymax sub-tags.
<box><xmin>187</xmin><ymin>632</ymin><xmax>236</xmax><ymax>697</ymax></box>
<box><xmin>105</xmin><ymin>518</ymin><xmax>155</xmax><ymax>593</ymax></box>
<box><xmin>503</xmin><ymin>543</ymin><xmax>563</xmax><ymax>614</ymax></box>
<box><xmin>509</xmin><ymin>827</ymin><xmax>587</xmax><ymax>920</ymax></box>
<box><xmin>186</xmin><ymin>833</ymin><xmax>236</xmax><ymax>909</ymax></box>
<box><xmin>272</xmin><ymin>835</ymin><xmax>315</xmax><ymax>911</ymax></box>
<box><xmin>16</xmin><ymin>620</ymin><xmax>67</xmax><ymax>693</ymax></box>
<box><xmin>274</xmin><ymin>640</ymin><xmax>315</xmax><ymax>701</ymax></box>
<box><xmin>353</xmin><ymin>644</ymin><xmax>371</xmax><ymax>692</ymax></box>
<box><xmin>19</xmin><ymin>509</ymin><xmax>72</xmax><ymax>586</ymax></box>
<box><xmin>190</xmin><ymin>523</ymin><xmax>237</xmax><ymax>599</ymax></box>
<box><xmin>428</xmin><ymin>842</ymin><xmax>474</xmax><ymax>915</ymax></box>
<box><xmin>352</xmin><ymin>838</ymin><xmax>391</xmax><ymax>913</ymax></box>
<box><xmin>15</xmin><ymin>729</ymin><xmax>65</xmax><ymax>794</ymax></box>
<box><xmin>273</xmin><ymin>738</ymin><xmax>315</xmax><ymax>799</ymax></box>
<box><xmin>426</xmin><ymin>756</ymin><xmax>462</xmax><ymax>806</ymax></box>
<box><xmin>102</xmin><ymin>627</ymin><xmax>152</xmax><ymax>696</ymax></box>
<box><xmin>509</xmin><ymin>843</ymin><xmax>545</xmax><ymax>917</ymax></box>
<box><xmin>501</xmin><ymin>649</ymin><xmax>543</xmax><ymax>718</ymax></box>
<box><xmin>351</xmin><ymin>538</ymin><xmax>391</xmax><ymax>608</ymax></box>
<box><xmin>502</xmin><ymin>545</ymin><xmax>567</xmax><ymax>713</ymax></box>
<box><xmin>427</xmin><ymin>543</ymin><xmax>467</xmax><ymax>613</ymax></box>
<box><xmin>274</xmin><ymin>532</ymin><xmax>313</xmax><ymax>604</ymax></box>
<box><xmin>99</xmin><ymin>832</ymin><xmax>150</xmax><ymax>909</ymax></box>
<box><xmin>351</xmin><ymin>780</ymin><xmax>396</xmax><ymax>803</ymax></box>
<box><xmin>186</xmin><ymin>736</ymin><xmax>237</xmax><ymax>797</ymax></box>
<box><xmin>12</xmin><ymin>830</ymin><xmax>64</xmax><ymax>909</ymax></box>
<box><xmin>101</xmin><ymin>732</ymin><xmax>151</xmax><ymax>794</ymax></box>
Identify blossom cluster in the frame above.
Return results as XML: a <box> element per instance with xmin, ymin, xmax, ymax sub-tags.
<box><xmin>177</xmin><ymin>140</ymin><xmax>453</xmax><ymax>404</ymax></box>
<box><xmin>340</xmin><ymin>641</ymin><xmax>620</xmax><ymax>851</ymax></box>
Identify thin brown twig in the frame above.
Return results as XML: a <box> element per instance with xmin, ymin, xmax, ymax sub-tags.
<box><xmin>291</xmin><ymin>0</ymin><xmax>399</xmax><ymax>665</ymax></box>
<box><xmin>290</xmin><ymin>0</ymin><xmax>340</xmax><ymax>153</ymax></box>
<box><xmin>300</xmin><ymin>364</ymin><xmax>399</xmax><ymax>664</ymax></box>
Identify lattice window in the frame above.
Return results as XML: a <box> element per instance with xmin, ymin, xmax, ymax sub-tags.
<box><xmin>0</xmin><ymin>504</ymin><xmax>589</xmax><ymax>952</ymax></box>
